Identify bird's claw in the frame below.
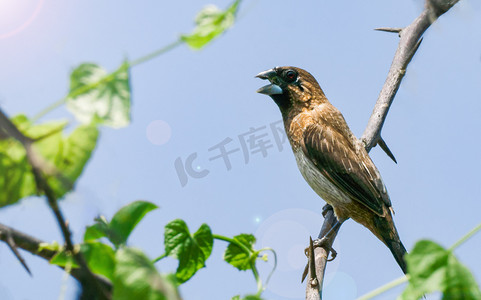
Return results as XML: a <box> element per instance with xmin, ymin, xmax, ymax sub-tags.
<box><xmin>304</xmin><ymin>237</ymin><xmax>337</xmax><ymax>261</ymax></box>
<box><xmin>321</xmin><ymin>204</ymin><xmax>333</xmax><ymax>218</ymax></box>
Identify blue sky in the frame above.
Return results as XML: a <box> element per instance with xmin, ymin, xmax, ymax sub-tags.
<box><xmin>0</xmin><ymin>1</ymin><xmax>480</xmax><ymax>299</ymax></box>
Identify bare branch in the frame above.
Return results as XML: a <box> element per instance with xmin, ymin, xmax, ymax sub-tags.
<box><xmin>309</xmin><ymin>0</ymin><xmax>460</xmax><ymax>298</ymax></box>
<box><xmin>362</xmin><ymin>0</ymin><xmax>459</xmax><ymax>151</ymax></box>
<box><xmin>305</xmin><ymin>205</ymin><xmax>340</xmax><ymax>299</ymax></box>
<box><xmin>0</xmin><ymin>222</ymin><xmax>112</xmax><ymax>292</ymax></box>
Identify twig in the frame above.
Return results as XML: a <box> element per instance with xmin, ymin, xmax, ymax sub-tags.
<box><xmin>362</xmin><ymin>0</ymin><xmax>459</xmax><ymax>151</ymax></box>
<box><xmin>0</xmin><ymin>108</ymin><xmax>110</xmax><ymax>299</ymax></box>
<box><xmin>308</xmin><ymin>0</ymin><xmax>460</xmax><ymax>298</ymax></box>
<box><xmin>0</xmin><ymin>223</ymin><xmax>112</xmax><ymax>291</ymax></box>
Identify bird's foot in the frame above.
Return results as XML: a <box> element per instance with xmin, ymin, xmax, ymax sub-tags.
<box><xmin>321</xmin><ymin>204</ymin><xmax>333</xmax><ymax>218</ymax></box>
<box><xmin>304</xmin><ymin>237</ymin><xmax>337</xmax><ymax>261</ymax></box>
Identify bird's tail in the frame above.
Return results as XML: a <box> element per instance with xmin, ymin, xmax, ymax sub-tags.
<box><xmin>373</xmin><ymin>214</ymin><xmax>408</xmax><ymax>274</ymax></box>
<box><xmin>384</xmin><ymin>233</ymin><xmax>408</xmax><ymax>274</ymax></box>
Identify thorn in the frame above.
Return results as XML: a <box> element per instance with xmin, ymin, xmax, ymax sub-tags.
<box><xmin>308</xmin><ymin>237</ymin><xmax>317</xmax><ymax>284</ymax></box>
<box><xmin>375</xmin><ymin>27</ymin><xmax>403</xmax><ymax>34</ymax></box>
<box><xmin>378</xmin><ymin>137</ymin><xmax>397</xmax><ymax>164</ymax></box>
<box><xmin>302</xmin><ymin>236</ymin><xmax>316</xmax><ymax>283</ymax></box>
<box><xmin>5</xmin><ymin>230</ymin><xmax>32</xmax><ymax>276</ymax></box>
<box><xmin>301</xmin><ymin>262</ymin><xmax>309</xmax><ymax>283</ymax></box>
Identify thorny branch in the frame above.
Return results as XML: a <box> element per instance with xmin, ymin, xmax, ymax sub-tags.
<box><xmin>305</xmin><ymin>208</ymin><xmax>340</xmax><ymax>299</ymax></box>
<box><xmin>362</xmin><ymin>0</ymin><xmax>461</xmax><ymax>151</ymax></box>
<box><xmin>0</xmin><ymin>108</ymin><xmax>110</xmax><ymax>299</ymax></box>
<box><xmin>0</xmin><ymin>222</ymin><xmax>112</xmax><ymax>292</ymax></box>
<box><xmin>306</xmin><ymin>0</ymin><xmax>460</xmax><ymax>299</ymax></box>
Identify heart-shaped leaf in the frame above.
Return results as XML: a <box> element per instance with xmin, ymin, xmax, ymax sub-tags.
<box><xmin>164</xmin><ymin>219</ymin><xmax>213</xmax><ymax>283</ymax></box>
<box><xmin>181</xmin><ymin>0</ymin><xmax>240</xmax><ymax>50</ymax></box>
<box><xmin>400</xmin><ymin>240</ymin><xmax>481</xmax><ymax>300</ymax></box>
<box><xmin>0</xmin><ymin>115</ymin><xmax>98</xmax><ymax>207</ymax></box>
<box><xmin>224</xmin><ymin>233</ymin><xmax>255</xmax><ymax>271</ymax></box>
<box><xmin>66</xmin><ymin>62</ymin><xmax>131</xmax><ymax>129</ymax></box>
<box><xmin>113</xmin><ymin>247</ymin><xmax>180</xmax><ymax>300</ymax></box>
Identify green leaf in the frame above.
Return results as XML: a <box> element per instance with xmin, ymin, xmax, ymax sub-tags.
<box><xmin>113</xmin><ymin>247</ymin><xmax>180</xmax><ymax>300</ymax></box>
<box><xmin>84</xmin><ymin>216</ymin><xmax>110</xmax><ymax>242</ymax></box>
<box><xmin>224</xmin><ymin>234</ymin><xmax>255</xmax><ymax>271</ymax></box>
<box><xmin>47</xmin><ymin>123</ymin><xmax>99</xmax><ymax>198</ymax></box>
<box><xmin>164</xmin><ymin>219</ymin><xmax>190</xmax><ymax>257</ymax></box>
<box><xmin>0</xmin><ymin>115</ymin><xmax>98</xmax><ymax>207</ymax></box>
<box><xmin>443</xmin><ymin>254</ymin><xmax>481</xmax><ymax>299</ymax></box>
<box><xmin>109</xmin><ymin>201</ymin><xmax>158</xmax><ymax>247</ymax></box>
<box><xmin>49</xmin><ymin>242</ymin><xmax>115</xmax><ymax>280</ymax></box>
<box><xmin>50</xmin><ymin>249</ymin><xmax>79</xmax><ymax>268</ymax></box>
<box><xmin>0</xmin><ymin>138</ymin><xmax>35</xmax><ymax>206</ymax></box>
<box><xmin>181</xmin><ymin>0</ymin><xmax>240</xmax><ymax>50</ymax></box>
<box><xmin>164</xmin><ymin>219</ymin><xmax>213</xmax><ymax>283</ymax></box>
<box><xmin>82</xmin><ymin>242</ymin><xmax>116</xmax><ymax>280</ymax></box>
<box><xmin>66</xmin><ymin>62</ymin><xmax>131</xmax><ymax>129</ymax></box>
<box><xmin>0</xmin><ymin>115</ymin><xmax>67</xmax><ymax>206</ymax></box>
<box><xmin>83</xmin><ymin>201</ymin><xmax>157</xmax><ymax>247</ymax></box>
<box><xmin>400</xmin><ymin>240</ymin><xmax>481</xmax><ymax>300</ymax></box>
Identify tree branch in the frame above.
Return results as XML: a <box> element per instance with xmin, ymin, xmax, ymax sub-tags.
<box><xmin>307</xmin><ymin>0</ymin><xmax>460</xmax><ymax>298</ymax></box>
<box><xmin>0</xmin><ymin>108</ymin><xmax>110</xmax><ymax>299</ymax></box>
<box><xmin>305</xmin><ymin>206</ymin><xmax>340</xmax><ymax>299</ymax></box>
<box><xmin>0</xmin><ymin>222</ymin><xmax>112</xmax><ymax>292</ymax></box>
<box><xmin>362</xmin><ymin>0</ymin><xmax>460</xmax><ymax>151</ymax></box>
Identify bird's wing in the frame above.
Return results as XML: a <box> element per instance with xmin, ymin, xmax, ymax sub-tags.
<box><xmin>302</xmin><ymin>123</ymin><xmax>390</xmax><ymax>216</ymax></box>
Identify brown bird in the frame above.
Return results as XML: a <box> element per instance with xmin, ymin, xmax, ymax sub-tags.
<box><xmin>256</xmin><ymin>66</ymin><xmax>407</xmax><ymax>274</ymax></box>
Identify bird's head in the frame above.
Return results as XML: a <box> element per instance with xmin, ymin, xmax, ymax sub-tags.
<box><xmin>256</xmin><ymin>66</ymin><xmax>326</xmax><ymax>115</ymax></box>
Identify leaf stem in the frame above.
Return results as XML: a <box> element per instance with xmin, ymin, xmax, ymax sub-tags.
<box><xmin>31</xmin><ymin>97</ymin><xmax>68</xmax><ymax>123</ymax></box>
<box><xmin>449</xmin><ymin>222</ymin><xmax>481</xmax><ymax>251</ymax></box>
<box><xmin>250</xmin><ymin>260</ymin><xmax>263</xmax><ymax>296</ymax></box>
<box><xmin>31</xmin><ymin>39</ymin><xmax>183</xmax><ymax>122</ymax></box>
<box><xmin>259</xmin><ymin>247</ymin><xmax>277</xmax><ymax>288</ymax></box>
<box><xmin>152</xmin><ymin>253</ymin><xmax>166</xmax><ymax>263</ymax></box>
<box><xmin>212</xmin><ymin>234</ymin><xmax>252</xmax><ymax>255</ymax></box>
<box><xmin>356</xmin><ymin>275</ymin><xmax>408</xmax><ymax>300</ymax></box>
<box><xmin>213</xmin><ymin>234</ymin><xmax>263</xmax><ymax>295</ymax></box>
<box><xmin>130</xmin><ymin>39</ymin><xmax>184</xmax><ymax>67</ymax></box>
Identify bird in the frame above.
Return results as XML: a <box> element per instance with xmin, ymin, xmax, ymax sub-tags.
<box><xmin>256</xmin><ymin>66</ymin><xmax>407</xmax><ymax>274</ymax></box>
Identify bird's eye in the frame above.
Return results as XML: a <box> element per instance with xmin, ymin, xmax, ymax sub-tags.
<box><xmin>285</xmin><ymin>70</ymin><xmax>297</xmax><ymax>82</ymax></box>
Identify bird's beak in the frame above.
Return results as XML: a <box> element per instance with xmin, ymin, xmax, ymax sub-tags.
<box><xmin>255</xmin><ymin>69</ymin><xmax>277</xmax><ymax>80</ymax></box>
<box><xmin>256</xmin><ymin>69</ymin><xmax>283</xmax><ymax>95</ymax></box>
<box><xmin>256</xmin><ymin>83</ymin><xmax>283</xmax><ymax>95</ymax></box>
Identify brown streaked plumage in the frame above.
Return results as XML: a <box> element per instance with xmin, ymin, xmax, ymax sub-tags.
<box><xmin>256</xmin><ymin>66</ymin><xmax>407</xmax><ymax>274</ymax></box>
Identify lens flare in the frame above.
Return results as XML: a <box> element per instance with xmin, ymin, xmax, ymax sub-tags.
<box><xmin>0</xmin><ymin>0</ymin><xmax>44</xmax><ymax>39</ymax></box>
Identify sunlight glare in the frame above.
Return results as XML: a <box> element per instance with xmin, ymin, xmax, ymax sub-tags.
<box><xmin>0</xmin><ymin>0</ymin><xmax>43</xmax><ymax>39</ymax></box>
